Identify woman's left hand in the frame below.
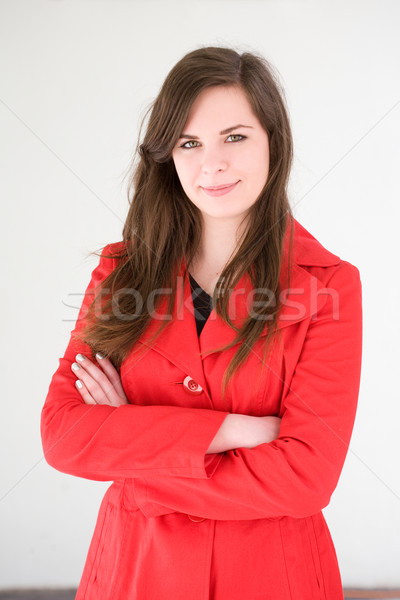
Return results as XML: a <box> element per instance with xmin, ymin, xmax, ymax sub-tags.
<box><xmin>71</xmin><ymin>353</ymin><xmax>129</xmax><ymax>406</ymax></box>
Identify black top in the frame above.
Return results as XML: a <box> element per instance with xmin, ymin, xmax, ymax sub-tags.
<box><xmin>189</xmin><ymin>273</ymin><xmax>213</xmax><ymax>337</ymax></box>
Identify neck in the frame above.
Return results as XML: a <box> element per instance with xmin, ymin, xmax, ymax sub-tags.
<box><xmin>191</xmin><ymin>213</ymin><xmax>249</xmax><ymax>273</ymax></box>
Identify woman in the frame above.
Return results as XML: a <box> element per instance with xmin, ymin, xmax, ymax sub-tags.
<box><xmin>41</xmin><ymin>47</ymin><xmax>363</xmax><ymax>599</ymax></box>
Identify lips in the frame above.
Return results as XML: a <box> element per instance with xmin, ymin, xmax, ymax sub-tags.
<box><xmin>200</xmin><ymin>181</ymin><xmax>240</xmax><ymax>197</ymax></box>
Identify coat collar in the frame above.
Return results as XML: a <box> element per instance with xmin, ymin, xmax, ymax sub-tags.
<box><xmin>133</xmin><ymin>217</ymin><xmax>340</xmax><ymax>393</ymax></box>
<box><xmin>289</xmin><ymin>218</ymin><xmax>340</xmax><ymax>267</ymax></box>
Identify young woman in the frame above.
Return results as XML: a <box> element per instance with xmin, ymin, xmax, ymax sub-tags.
<box><xmin>41</xmin><ymin>46</ymin><xmax>363</xmax><ymax>599</ymax></box>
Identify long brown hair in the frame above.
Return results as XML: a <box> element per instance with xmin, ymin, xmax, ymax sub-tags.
<box><xmin>77</xmin><ymin>46</ymin><xmax>294</xmax><ymax>400</ymax></box>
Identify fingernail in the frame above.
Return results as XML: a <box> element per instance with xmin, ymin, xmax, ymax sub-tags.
<box><xmin>76</xmin><ymin>380</ymin><xmax>83</xmax><ymax>389</ymax></box>
<box><xmin>96</xmin><ymin>352</ymin><xmax>104</xmax><ymax>360</ymax></box>
<box><xmin>72</xmin><ymin>362</ymin><xmax>80</xmax><ymax>371</ymax></box>
<box><xmin>76</xmin><ymin>354</ymin><xmax>85</xmax><ymax>362</ymax></box>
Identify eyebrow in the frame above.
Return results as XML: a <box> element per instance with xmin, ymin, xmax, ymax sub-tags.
<box><xmin>179</xmin><ymin>124</ymin><xmax>254</xmax><ymax>140</ymax></box>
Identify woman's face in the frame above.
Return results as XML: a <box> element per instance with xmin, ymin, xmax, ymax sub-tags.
<box><xmin>172</xmin><ymin>85</ymin><xmax>270</xmax><ymax>223</ymax></box>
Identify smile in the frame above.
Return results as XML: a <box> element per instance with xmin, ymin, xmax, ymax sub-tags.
<box><xmin>200</xmin><ymin>181</ymin><xmax>240</xmax><ymax>197</ymax></box>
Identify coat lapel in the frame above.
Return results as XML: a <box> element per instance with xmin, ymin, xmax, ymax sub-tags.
<box><xmin>137</xmin><ymin>218</ymin><xmax>341</xmax><ymax>395</ymax></box>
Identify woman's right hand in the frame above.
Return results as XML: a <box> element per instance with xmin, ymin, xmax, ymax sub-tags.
<box><xmin>206</xmin><ymin>414</ymin><xmax>281</xmax><ymax>454</ymax></box>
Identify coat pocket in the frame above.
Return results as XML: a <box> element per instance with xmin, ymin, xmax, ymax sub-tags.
<box><xmin>76</xmin><ymin>498</ymin><xmax>114</xmax><ymax>599</ymax></box>
<box><xmin>278</xmin><ymin>516</ymin><xmax>325</xmax><ymax>600</ymax></box>
<box><xmin>87</xmin><ymin>502</ymin><xmax>115</xmax><ymax>592</ymax></box>
<box><xmin>305</xmin><ymin>516</ymin><xmax>326</xmax><ymax>598</ymax></box>
<box><xmin>308</xmin><ymin>513</ymin><xmax>345</xmax><ymax>600</ymax></box>
<box><xmin>76</xmin><ymin>486</ymin><xmax>133</xmax><ymax>600</ymax></box>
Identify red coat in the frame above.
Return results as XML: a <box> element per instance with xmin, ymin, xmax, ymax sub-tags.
<box><xmin>41</xmin><ymin>218</ymin><xmax>363</xmax><ymax>599</ymax></box>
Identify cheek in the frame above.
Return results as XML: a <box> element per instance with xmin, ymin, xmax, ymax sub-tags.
<box><xmin>173</xmin><ymin>156</ymin><xmax>197</xmax><ymax>188</ymax></box>
<box><xmin>241</xmin><ymin>153</ymin><xmax>269</xmax><ymax>188</ymax></box>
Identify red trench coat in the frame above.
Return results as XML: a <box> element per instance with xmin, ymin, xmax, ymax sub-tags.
<box><xmin>41</xmin><ymin>218</ymin><xmax>363</xmax><ymax>600</ymax></box>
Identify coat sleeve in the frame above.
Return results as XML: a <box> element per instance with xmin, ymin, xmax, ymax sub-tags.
<box><xmin>40</xmin><ymin>244</ymin><xmax>229</xmax><ymax>482</ymax></box>
<box><xmin>131</xmin><ymin>262</ymin><xmax>363</xmax><ymax>520</ymax></box>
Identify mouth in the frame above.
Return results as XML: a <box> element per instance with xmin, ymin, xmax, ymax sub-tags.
<box><xmin>200</xmin><ymin>181</ymin><xmax>240</xmax><ymax>197</ymax></box>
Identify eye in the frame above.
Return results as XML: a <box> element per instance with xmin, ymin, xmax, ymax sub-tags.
<box><xmin>226</xmin><ymin>134</ymin><xmax>246</xmax><ymax>143</ymax></box>
<box><xmin>180</xmin><ymin>140</ymin><xmax>201</xmax><ymax>149</ymax></box>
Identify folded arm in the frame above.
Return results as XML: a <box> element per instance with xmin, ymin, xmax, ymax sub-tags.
<box><xmin>41</xmin><ymin>245</ymin><xmax>277</xmax><ymax>482</ymax></box>
<box><xmin>130</xmin><ymin>262</ymin><xmax>363</xmax><ymax>520</ymax></box>
<box><xmin>42</xmin><ymin>247</ymin><xmax>362</xmax><ymax>522</ymax></box>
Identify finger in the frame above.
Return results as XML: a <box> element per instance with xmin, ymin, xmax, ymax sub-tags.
<box><xmin>95</xmin><ymin>353</ymin><xmax>127</xmax><ymax>399</ymax></box>
<box><xmin>72</xmin><ymin>364</ymin><xmax>113</xmax><ymax>405</ymax></box>
<box><xmin>73</xmin><ymin>355</ymin><xmax>126</xmax><ymax>406</ymax></box>
<box><xmin>75</xmin><ymin>379</ymin><xmax>96</xmax><ymax>405</ymax></box>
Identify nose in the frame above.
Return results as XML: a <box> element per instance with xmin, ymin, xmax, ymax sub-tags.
<box><xmin>201</xmin><ymin>146</ymin><xmax>228</xmax><ymax>175</ymax></box>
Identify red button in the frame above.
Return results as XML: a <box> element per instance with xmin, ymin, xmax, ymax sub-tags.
<box><xmin>187</xmin><ymin>514</ymin><xmax>206</xmax><ymax>522</ymax></box>
<box><xmin>183</xmin><ymin>376</ymin><xmax>203</xmax><ymax>395</ymax></box>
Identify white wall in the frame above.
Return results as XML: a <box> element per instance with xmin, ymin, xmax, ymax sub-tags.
<box><xmin>1</xmin><ymin>0</ymin><xmax>399</xmax><ymax>589</ymax></box>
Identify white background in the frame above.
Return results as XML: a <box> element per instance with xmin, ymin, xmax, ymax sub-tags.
<box><xmin>1</xmin><ymin>0</ymin><xmax>399</xmax><ymax>590</ymax></box>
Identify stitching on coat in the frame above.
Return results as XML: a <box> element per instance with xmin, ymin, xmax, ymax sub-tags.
<box><xmin>278</xmin><ymin>520</ymin><xmax>293</xmax><ymax>600</ymax></box>
<box><xmin>310</xmin><ymin>515</ymin><xmax>327</xmax><ymax>599</ymax></box>
<box><xmin>204</xmin><ymin>519</ymin><xmax>216</xmax><ymax>600</ymax></box>
<box><xmin>106</xmin><ymin>504</ymin><xmax>131</xmax><ymax>599</ymax></box>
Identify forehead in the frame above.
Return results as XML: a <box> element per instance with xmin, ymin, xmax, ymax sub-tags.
<box><xmin>182</xmin><ymin>86</ymin><xmax>258</xmax><ymax>130</ymax></box>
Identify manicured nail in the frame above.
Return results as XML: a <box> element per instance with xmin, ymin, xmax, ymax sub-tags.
<box><xmin>96</xmin><ymin>352</ymin><xmax>104</xmax><ymax>360</ymax></box>
<box><xmin>76</xmin><ymin>354</ymin><xmax>85</xmax><ymax>362</ymax></box>
<box><xmin>72</xmin><ymin>362</ymin><xmax>80</xmax><ymax>371</ymax></box>
<box><xmin>76</xmin><ymin>380</ymin><xmax>83</xmax><ymax>389</ymax></box>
